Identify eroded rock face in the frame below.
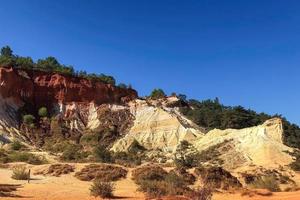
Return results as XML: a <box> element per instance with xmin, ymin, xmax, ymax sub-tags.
<box><xmin>0</xmin><ymin>67</ymin><xmax>137</xmax><ymax>145</ymax></box>
<box><xmin>0</xmin><ymin>67</ymin><xmax>137</xmax><ymax>107</ymax></box>
<box><xmin>111</xmin><ymin>98</ymin><xmax>204</xmax><ymax>152</ymax></box>
<box><xmin>193</xmin><ymin>118</ymin><xmax>293</xmax><ymax>169</ymax></box>
<box><xmin>111</xmin><ymin>99</ymin><xmax>294</xmax><ymax>170</ymax></box>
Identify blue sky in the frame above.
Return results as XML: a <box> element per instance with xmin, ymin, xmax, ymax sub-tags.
<box><xmin>0</xmin><ymin>0</ymin><xmax>299</xmax><ymax>125</ymax></box>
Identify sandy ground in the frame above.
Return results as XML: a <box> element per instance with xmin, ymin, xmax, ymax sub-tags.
<box><xmin>1</xmin><ymin>164</ymin><xmax>300</xmax><ymax>200</ymax></box>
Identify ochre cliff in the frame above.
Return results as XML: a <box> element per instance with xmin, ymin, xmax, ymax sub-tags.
<box><xmin>0</xmin><ymin>67</ymin><xmax>137</xmax><ymax>108</ymax></box>
<box><xmin>0</xmin><ymin>67</ymin><xmax>137</xmax><ymax>145</ymax></box>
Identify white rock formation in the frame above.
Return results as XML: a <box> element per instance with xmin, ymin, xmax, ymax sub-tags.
<box><xmin>0</xmin><ymin>95</ymin><xmax>23</xmax><ymax>146</ymax></box>
<box><xmin>111</xmin><ymin>98</ymin><xmax>204</xmax><ymax>153</ymax></box>
<box><xmin>193</xmin><ymin>118</ymin><xmax>293</xmax><ymax>169</ymax></box>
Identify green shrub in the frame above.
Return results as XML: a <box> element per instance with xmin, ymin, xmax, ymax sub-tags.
<box><xmin>60</xmin><ymin>144</ymin><xmax>87</xmax><ymax>161</ymax></box>
<box><xmin>290</xmin><ymin>161</ymin><xmax>300</xmax><ymax>171</ymax></box>
<box><xmin>289</xmin><ymin>151</ymin><xmax>300</xmax><ymax>171</ymax></box>
<box><xmin>195</xmin><ymin>166</ymin><xmax>242</xmax><ymax>190</ymax></box>
<box><xmin>75</xmin><ymin>164</ymin><xmax>127</xmax><ymax>182</ymax></box>
<box><xmin>38</xmin><ymin>107</ymin><xmax>48</xmax><ymax>117</ymax></box>
<box><xmin>8</xmin><ymin>151</ymin><xmax>47</xmax><ymax>165</ymax></box>
<box><xmin>128</xmin><ymin>139</ymin><xmax>145</xmax><ymax>154</ymax></box>
<box><xmin>11</xmin><ymin>166</ymin><xmax>29</xmax><ymax>180</ymax></box>
<box><xmin>0</xmin><ymin>149</ymin><xmax>9</xmax><ymax>163</ymax></box>
<box><xmin>132</xmin><ymin>165</ymin><xmax>168</xmax><ymax>185</ymax></box>
<box><xmin>90</xmin><ymin>180</ymin><xmax>114</xmax><ymax>198</ymax></box>
<box><xmin>113</xmin><ymin>152</ymin><xmax>142</xmax><ymax>167</ymax></box>
<box><xmin>93</xmin><ymin>146</ymin><xmax>113</xmax><ymax>163</ymax></box>
<box><xmin>132</xmin><ymin>165</ymin><xmax>190</xmax><ymax>198</ymax></box>
<box><xmin>187</xmin><ymin>186</ymin><xmax>213</xmax><ymax>200</ymax></box>
<box><xmin>150</xmin><ymin>88</ymin><xmax>166</xmax><ymax>99</ymax></box>
<box><xmin>174</xmin><ymin>140</ymin><xmax>198</xmax><ymax>168</ymax></box>
<box><xmin>250</xmin><ymin>176</ymin><xmax>281</xmax><ymax>192</ymax></box>
<box><xmin>80</xmin><ymin>133</ymin><xmax>100</xmax><ymax>147</ymax></box>
<box><xmin>23</xmin><ymin>115</ymin><xmax>35</xmax><ymax>125</ymax></box>
<box><xmin>138</xmin><ymin>180</ymin><xmax>168</xmax><ymax>198</ymax></box>
<box><xmin>9</xmin><ymin>141</ymin><xmax>24</xmax><ymax>151</ymax></box>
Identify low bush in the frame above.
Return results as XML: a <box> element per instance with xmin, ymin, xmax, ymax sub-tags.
<box><xmin>169</xmin><ymin>167</ymin><xmax>196</xmax><ymax>185</ymax></box>
<box><xmin>0</xmin><ymin>184</ymin><xmax>21</xmax><ymax>197</ymax></box>
<box><xmin>8</xmin><ymin>151</ymin><xmax>47</xmax><ymax>165</ymax></box>
<box><xmin>187</xmin><ymin>186</ymin><xmax>213</xmax><ymax>200</ymax></box>
<box><xmin>195</xmin><ymin>166</ymin><xmax>242</xmax><ymax>190</ymax></box>
<box><xmin>0</xmin><ymin>150</ymin><xmax>47</xmax><ymax>165</ymax></box>
<box><xmin>132</xmin><ymin>165</ymin><xmax>191</xmax><ymax>198</ymax></box>
<box><xmin>132</xmin><ymin>165</ymin><xmax>168</xmax><ymax>185</ymax></box>
<box><xmin>290</xmin><ymin>158</ymin><xmax>300</xmax><ymax>171</ymax></box>
<box><xmin>250</xmin><ymin>176</ymin><xmax>281</xmax><ymax>192</ymax></box>
<box><xmin>11</xmin><ymin>166</ymin><xmax>29</xmax><ymax>180</ymax></box>
<box><xmin>90</xmin><ymin>180</ymin><xmax>115</xmax><ymax>198</ymax></box>
<box><xmin>93</xmin><ymin>146</ymin><xmax>113</xmax><ymax>163</ymax></box>
<box><xmin>113</xmin><ymin>151</ymin><xmax>142</xmax><ymax>167</ymax></box>
<box><xmin>60</xmin><ymin>144</ymin><xmax>88</xmax><ymax>162</ymax></box>
<box><xmin>75</xmin><ymin>164</ymin><xmax>127</xmax><ymax>182</ymax></box>
<box><xmin>35</xmin><ymin>164</ymin><xmax>74</xmax><ymax>177</ymax></box>
<box><xmin>138</xmin><ymin>180</ymin><xmax>169</xmax><ymax>198</ymax></box>
<box><xmin>9</xmin><ymin>141</ymin><xmax>24</xmax><ymax>151</ymax></box>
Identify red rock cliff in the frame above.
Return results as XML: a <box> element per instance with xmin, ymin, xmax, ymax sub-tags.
<box><xmin>0</xmin><ymin>67</ymin><xmax>138</xmax><ymax>108</ymax></box>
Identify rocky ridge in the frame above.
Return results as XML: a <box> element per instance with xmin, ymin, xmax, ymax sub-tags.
<box><xmin>0</xmin><ymin>66</ymin><xmax>296</xmax><ymax>173</ymax></box>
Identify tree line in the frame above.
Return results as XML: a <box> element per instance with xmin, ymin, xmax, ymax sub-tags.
<box><xmin>0</xmin><ymin>46</ymin><xmax>127</xmax><ymax>86</ymax></box>
<box><xmin>180</xmin><ymin>98</ymin><xmax>300</xmax><ymax>149</ymax></box>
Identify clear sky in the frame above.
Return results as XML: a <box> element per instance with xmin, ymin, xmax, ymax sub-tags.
<box><xmin>0</xmin><ymin>0</ymin><xmax>299</xmax><ymax>125</ymax></box>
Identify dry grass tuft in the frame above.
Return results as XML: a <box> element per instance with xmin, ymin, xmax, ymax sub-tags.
<box><xmin>11</xmin><ymin>166</ymin><xmax>29</xmax><ymax>180</ymax></box>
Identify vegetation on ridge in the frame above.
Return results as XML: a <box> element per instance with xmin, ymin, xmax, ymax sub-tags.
<box><xmin>180</xmin><ymin>98</ymin><xmax>300</xmax><ymax>148</ymax></box>
<box><xmin>0</xmin><ymin>46</ymin><xmax>120</xmax><ymax>86</ymax></box>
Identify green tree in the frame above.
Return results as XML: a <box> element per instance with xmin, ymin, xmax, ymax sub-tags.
<box><xmin>15</xmin><ymin>56</ymin><xmax>34</xmax><ymax>69</ymax></box>
<box><xmin>118</xmin><ymin>83</ymin><xmax>127</xmax><ymax>89</ymax></box>
<box><xmin>36</xmin><ymin>56</ymin><xmax>61</xmax><ymax>70</ymax></box>
<box><xmin>150</xmin><ymin>89</ymin><xmax>166</xmax><ymax>99</ymax></box>
<box><xmin>23</xmin><ymin>115</ymin><xmax>35</xmax><ymax>125</ymax></box>
<box><xmin>93</xmin><ymin>146</ymin><xmax>113</xmax><ymax>163</ymax></box>
<box><xmin>1</xmin><ymin>46</ymin><xmax>13</xmax><ymax>57</ymax></box>
<box><xmin>38</xmin><ymin>107</ymin><xmax>48</xmax><ymax>117</ymax></box>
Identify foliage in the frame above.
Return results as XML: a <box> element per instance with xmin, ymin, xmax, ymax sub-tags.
<box><xmin>93</xmin><ymin>146</ymin><xmax>113</xmax><ymax>163</ymax></box>
<box><xmin>174</xmin><ymin>140</ymin><xmax>198</xmax><ymax>168</ymax></box>
<box><xmin>1</xmin><ymin>46</ymin><xmax>13</xmax><ymax>57</ymax></box>
<box><xmin>138</xmin><ymin>180</ymin><xmax>169</xmax><ymax>198</ymax></box>
<box><xmin>118</xmin><ymin>83</ymin><xmax>127</xmax><ymax>89</ymax></box>
<box><xmin>11</xmin><ymin>166</ymin><xmax>29</xmax><ymax>180</ymax></box>
<box><xmin>128</xmin><ymin>139</ymin><xmax>146</xmax><ymax>154</ymax></box>
<box><xmin>187</xmin><ymin>186</ymin><xmax>213</xmax><ymax>200</ymax></box>
<box><xmin>35</xmin><ymin>164</ymin><xmax>74</xmax><ymax>177</ymax></box>
<box><xmin>250</xmin><ymin>176</ymin><xmax>281</xmax><ymax>192</ymax></box>
<box><xmin>289</xmin><ymin>151</ymin><xmax>300</xmax><ymax>171</ymax></box>
<box><xmin>38</xmin><ymin>107</ymin><xmax>48</xmax><ymax>118</ymax></box>
<box><xmin>5</xmin><ymin>151</ymin><xmax>47</xmax><ymax>165</ymax></box>
<box><xmin>75</xmin><ymin>164</ymin><xmax>127</xmax><ymax>182</ymax></box>
<box><xmin>180</xmin><ymin>98</ymin><xmax>300</xmax><ymax>148</ymax></box>
<box><xmin>15</xmin><ymin>56</ymin><xmax>34</xmax><ymax>69</ymax></box>
<box><xmin>195</xmin><ymin>166</ymin><xmax>242</xmax><ymax>190</ymax></box>
<box><xmin>150</xmin><ymin>88</ymin><xmax>166</xmax><ymax>99</ymax></box>
<box><xmin>113</xmin><ymin>152</ymin><xmax>142</xmax><ymax>167</ymax></box>
<box><xmin>90</xmin><ymin>180</ymin><xmax>115</xmax><ymax>198</ymax></box>
<box><xmin>0</xmin><ymin>46</ymin><xmax>119</xmax><ymax>85</ymax></box>
<box><xmin>22</xmin><ymin>114</ymin><xmax>35</xmax><ymax>125</ymax></box>
<box><xmin>9</xmin><ymin>140</ymin><xmax>24</xmax><ymax>151</ymax></box>
<box><xmin>132</xmin><ymin>165</ymin><xmax>168</xmax><ymax>185</ymax></box>
<box><xmin>60</xmin><ymin>144</ymin><xmax>87</xmax><ymax>161</ymax></box>
<box><xmin>132</xmin><ymin>165</ymin><xmax>190</xmax><ymax>198</ymax></box>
